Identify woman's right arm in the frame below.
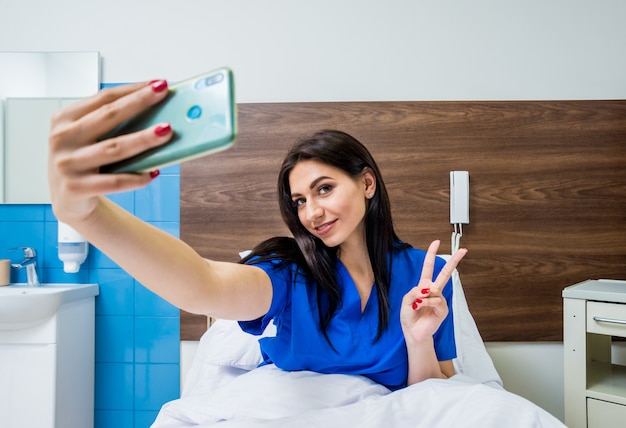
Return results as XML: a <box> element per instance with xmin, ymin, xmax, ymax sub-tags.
<box><xmin>48</xmin><ymin>80</ymin><xmax>272</xmax><ymax>321</ymax></box>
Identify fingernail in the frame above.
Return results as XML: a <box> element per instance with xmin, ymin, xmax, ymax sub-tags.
<box><xmin>150</xmin><ymin>79</ymin><xmax>168</xmax><ymax>93</ymax></box>
<box><xmin>154</xmin><ymin>123</ymin><xmax>171</xmax><ymax>136</ymax></box>
<box><xmin>150</xmin><ymin>170</ymin><xmax>160</xmax><ymax>179</ymax></box>
<box><xmin>412</xmin><ymin>299</ymin><xmax>422</xmax><ymax>310</ymax></box>
<box><xmin>421</xmin><ymin>288</ymin><xmax>430</xmax><ymax>295</ymax></box>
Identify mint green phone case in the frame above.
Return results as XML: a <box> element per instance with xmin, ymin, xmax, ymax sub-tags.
<box><xmin>100</xmin><ymin>67</ymin><xmax>236</xmax><ymax>173</ymax></box>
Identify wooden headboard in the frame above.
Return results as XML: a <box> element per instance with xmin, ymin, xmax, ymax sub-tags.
<box><xmin>180</xmin><ymin>100</ymin><xmax>626</xmax><ymax>341</ymax></box>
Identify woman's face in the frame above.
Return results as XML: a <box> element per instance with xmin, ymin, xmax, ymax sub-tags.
<box><xmin>289</xmin><ymin>159</ymin><xmax>374</xmax><ymax>249</ymax></box>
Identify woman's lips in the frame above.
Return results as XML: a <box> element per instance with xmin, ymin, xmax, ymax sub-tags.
<box><xmin>314</xmin><ymin>219</ymin><xmax>337</xmax><ymax>236</ymax></box>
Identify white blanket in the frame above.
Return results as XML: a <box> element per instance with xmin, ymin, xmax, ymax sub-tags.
<box><xmin>153</xmin><ymin>365</ymin><xmax>564</xmax><ymax>427</ymax></box>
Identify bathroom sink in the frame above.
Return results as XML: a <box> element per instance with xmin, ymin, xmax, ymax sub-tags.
<box><xmin>0</xmin><ymin>283</ymin><xmax>99</xmax><ymax>330</ymax></box>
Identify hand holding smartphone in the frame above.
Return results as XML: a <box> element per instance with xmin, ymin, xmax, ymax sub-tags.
<box><xmin>100</xmin><ymin>67</ymin><xmax>237</xmax><ymax>173</ymax></box>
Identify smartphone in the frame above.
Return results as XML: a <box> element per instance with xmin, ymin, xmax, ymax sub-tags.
<box><xmin>100</xmin><ymin>67</ymin><xmax>237</xmax><ymax>173</ymax></box>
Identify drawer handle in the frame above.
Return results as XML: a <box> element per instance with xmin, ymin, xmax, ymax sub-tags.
<box><xmin>593</xmin><ymin>316</ymin><xmax>626</xmax><ymax>326</ymax></box>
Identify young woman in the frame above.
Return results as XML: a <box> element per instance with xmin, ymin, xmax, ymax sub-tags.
<box><xmin>48</xmin><ymin>79</ymin><xmax>467</xmax><ymax>390</ymax></box>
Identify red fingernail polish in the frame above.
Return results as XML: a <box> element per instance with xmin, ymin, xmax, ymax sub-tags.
<box><xmin>150</xmin><ymin>170</ymin><xmax>160</xmax><ymax>179</ymax></box>
<box><xmin>150</xmin><ymin>79</ymin><xmax>168</xmax><ymax>92</ymax></box>
<box><xmin>412</xmin><ymin>298</ymin><xmax>423</xmax><ymax>310</ymax></box>
<box><xmin>421</xmin><ymin>288</ymin><xmax>430</xmax><ymax>294</ymax></box>
<box><xmin>412</xmin><ymin>302</ymin><xmax>417</xmax><ymax>310</ymax></box>
<box><xmin>154</xmin><ymin>123</ymin><xmax>171</xmax><ymax>136</ymax></box>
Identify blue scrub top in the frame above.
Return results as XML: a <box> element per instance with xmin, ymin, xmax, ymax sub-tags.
<box><xmin>239</xmin><ymin>246</ymin><xmax>456</xmax><ymax>390</ymax></box>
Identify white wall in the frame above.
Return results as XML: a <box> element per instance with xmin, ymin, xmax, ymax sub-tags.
<box><xmin>4</xmin><ymin>0</ymin><xmax>626</xmax><ymax>422</ymax></box>
<box><xmin>2</xmin><ymin>1</ymin><xmax>625</xmax><ymax>103</ymax></box>
<box><xmin>487</xmin><ymin>342</ymin><xmax>565</xmax><ymax>420</ymax></box>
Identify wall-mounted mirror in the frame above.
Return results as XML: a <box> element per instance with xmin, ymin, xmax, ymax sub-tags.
<box><xmin>0</xmin><ymin>51</ymin><xmax>100</xmax><ymax>203</ymax></box>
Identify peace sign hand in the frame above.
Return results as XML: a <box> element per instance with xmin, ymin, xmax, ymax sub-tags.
<box><xmin>400</xmin><ymin>240</ymin><xmax>468</xmax><ymax>346</ymax></box>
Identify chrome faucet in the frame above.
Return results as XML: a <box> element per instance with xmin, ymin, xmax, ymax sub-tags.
<box><xmin>10</xmin><ymin>247</ymin><xmax>40</xmax><ymax>286</ymax></box>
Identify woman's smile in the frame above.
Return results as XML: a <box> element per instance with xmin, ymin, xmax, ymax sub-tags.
<box><xmin>314</xmin><ymin>219</ymin><xmax>337</xmax><ymax>236</ymax></box>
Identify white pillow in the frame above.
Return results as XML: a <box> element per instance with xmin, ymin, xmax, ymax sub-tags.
<box><xmin>183</xmin><ymin>256</ymin><xmax>502</xmax><ymax>396</ymax></box>
<box><xmin>181</xmin><ymin>319</ymin><xmax>275</xmax><ymax>397</ymax></box>
<box><xmin>442</xmin><ymin>257</ymin><xmax>503</xmax><ymax>387</ymax></box>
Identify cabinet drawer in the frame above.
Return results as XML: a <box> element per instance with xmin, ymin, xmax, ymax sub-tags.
<box><xmin>587</xmin><ymin>301</ymin><xmax>626</xmax><ymax>338</ymax></box>
<box><xmin>588</xmin><ymin>398</ymin><xmax>626</xmax><ymax>428</ymax></box>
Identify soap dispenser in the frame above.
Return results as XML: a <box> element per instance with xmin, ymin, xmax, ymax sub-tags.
<box><xmin>57</xmin><ymin>222</ymin><xmax>89</xmax><ymax>273</ymax></box>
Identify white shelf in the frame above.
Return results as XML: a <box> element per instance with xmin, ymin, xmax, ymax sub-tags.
<box><xmin>563</xmin><ymin>279</ymin><xmax>626</xmax><ymax>428</ymax></box>
<box><xmin>563</xmin><ymin>279</ymin><xmax>626</xmax><ymax>303</ymax></box>
<box><xmin>587</xmin><ymin>361</ymin><xmax>626</xmax><ymax>406</ymax></box>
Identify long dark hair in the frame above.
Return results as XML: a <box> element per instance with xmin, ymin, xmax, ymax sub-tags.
<box><xmin>242</xmin><ymin>130</ymin><xmax>409</xmax><ymax>343</ymax></box>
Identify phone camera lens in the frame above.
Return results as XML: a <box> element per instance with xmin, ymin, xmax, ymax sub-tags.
<box><xmin>210</xmin><ymin>73</ymin><xmax>224</xmax><ymax>85</ymax></box>
<box><xmin>187</xmin><ymin>105</ymin><xmax>202</xmax><ymax>120</ymax></box>
<box><xmin>194</xmin><ymin>72</ymin><xmax>225</xmax><ymax>90</ymax></box>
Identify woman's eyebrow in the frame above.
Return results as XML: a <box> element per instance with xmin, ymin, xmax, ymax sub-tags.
<box><xmin>291</xmin><ymin>176</ymin><xmax>332</xmax><ymax>198</ymax></box>
<box><xmin>309</xmin><ymin>176</ymin><xmax>331</xmax><ymax>190</ymax></box>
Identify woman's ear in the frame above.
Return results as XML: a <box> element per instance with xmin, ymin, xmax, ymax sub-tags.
<box><xmin>362</xmin><ymin>167</ymin><xmax>376</xmax><ymax>199</ymax></box>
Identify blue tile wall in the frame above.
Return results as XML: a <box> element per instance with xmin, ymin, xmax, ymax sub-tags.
<box><xmin>0</xmin><ymin>165</ymin><xmax>180</xmax><ymax>428</ymax></box>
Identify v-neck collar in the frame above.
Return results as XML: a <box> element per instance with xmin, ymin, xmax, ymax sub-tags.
<box><xmin>337</xmin><ymin>260</ymin><xmax>376</xmax><ymax>316</ymax></box>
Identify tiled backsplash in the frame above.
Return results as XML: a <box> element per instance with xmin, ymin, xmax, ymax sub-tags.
<box><xmin>0</xmin><ymin>164</ymin><xmax>181</xmax><ymax>427</ymax></box>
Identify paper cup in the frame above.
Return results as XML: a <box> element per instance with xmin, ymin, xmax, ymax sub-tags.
<box><xmin>0</xmin><ymin>259</ymin><xmax>10</xmax><ymax>286</ymax></box>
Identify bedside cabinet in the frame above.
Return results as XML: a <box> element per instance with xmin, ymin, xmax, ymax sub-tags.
<box><xmin>563</xmin><ymin>279</ymin><xmax>626</xmax><ymax>428</ymax></box>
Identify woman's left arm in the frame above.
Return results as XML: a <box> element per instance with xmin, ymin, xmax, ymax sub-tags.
<box><xmin>400</xmin><ymin>240</ymin><xmax>467</xmax><ymax>385</ymax></box>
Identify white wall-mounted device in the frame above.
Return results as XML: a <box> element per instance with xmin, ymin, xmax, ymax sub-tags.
<box><xmin>450</xmin><ymin>171</ymin><xmax>469</xmax><ymax>253</ymax></box>
<box><xmin>58</xmin><ymin>221</ymin><xmax>89</xmax><ymax>273</ymax></box>
<box><xmin>450</xmin><ymin>171</ymin><xmax>469</xmax><ymax>225</ymax></box>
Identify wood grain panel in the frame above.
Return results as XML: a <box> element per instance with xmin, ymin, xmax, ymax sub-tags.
<box><xmin>181</xmin><ymin>100</ymin><xmax>626</xmax><ymax>341</ymax></box>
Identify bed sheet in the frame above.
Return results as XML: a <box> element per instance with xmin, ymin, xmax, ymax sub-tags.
<box><xmin>154</xmin><ymin>365</ymin><xmax>564</xmax><ymax>427</ymax></box>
